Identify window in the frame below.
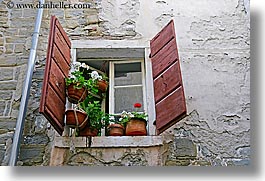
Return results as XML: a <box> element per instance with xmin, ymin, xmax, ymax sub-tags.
<box><xmin>77</xmin><ymin>51</ymin><xmax>150</xmax><ymax>134</ymax></box>
<box><xmin>40</xmin><ymin>16</ymin><xmax>187</xmax><ymax>137</ymax></box>
<box><xmin>110</xmin><ymin>60</ymin><xmax>146</xmax><ymax>115</ymax></box>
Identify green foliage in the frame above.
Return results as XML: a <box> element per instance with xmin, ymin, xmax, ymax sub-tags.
<box><xmin>65</xmin><ymin>70</ymin><xmax>99</xmax><ymax>95</ymax></box>
<box><xmin>80</xmin><ymin>100</ymin><xmax>105</xmax><ymax>130</ymax></box>
<box><xmin>131</xmin><ymin>111</ymin><xmax>148</xmax><ymax>120</ymax></box>
<box><xmin>117</xmin><ymin>111</ymin><xmax>148</xmax><ymax>127</ymax></box>
<box><xmin>101</xmin><ymin>73</ymin><xmax>109</xmax><ymax>82</ymax></box>
<box><xmin>65</xmin><ymin>70</ymin><xmax>87</xmax><ymax>89</ymax></box>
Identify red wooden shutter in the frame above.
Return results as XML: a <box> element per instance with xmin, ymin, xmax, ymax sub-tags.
<box><xmin>39</xmin><ymin>16</ymin><xmax>71</xmax><ymax>135</ymax></box>
<box><xmin>150</xmin><ymin>20</ymin><xmax>186</xmax><ymax>134</ymax></box>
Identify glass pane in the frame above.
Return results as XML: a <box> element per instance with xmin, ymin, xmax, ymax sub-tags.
<box><xmin>114</xmin><ymin>62</ymin><xmax>142</xmax><ymax>86</ymax></box>
<box><xmin>114</xmin><ymin>86</ymin><xmax>144</xmax><ymax>113</ymax></box>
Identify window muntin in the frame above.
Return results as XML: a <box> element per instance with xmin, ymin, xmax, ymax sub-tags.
<box><xmin>109</xmin><ymin>60</ymin><xmax>147</xmax><ymax>115</ymax></box>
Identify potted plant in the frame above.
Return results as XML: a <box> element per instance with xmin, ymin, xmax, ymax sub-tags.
<box><xmin>90</xmin><ymin>71</ymin><xmax>109</xmax><ymax>93</ymax></box>
<box><xmin>105</xmin><ymin>114</ymin><xmax>125</xmax><ymax>136</ymax></box>
<box><xmin>65</xmin><ymin>106</ymin><xmax>88</xmax><ymax>131</ymax></box>
<box><xmin>77</xmin><ymin>100</ymin><xmax>105</xmax><ymax>136</ymax></box>
<box><xmin>119</xmin><ymin>103</ymin><xmax>148</xmax><ymax>136</ymax></box>
<box><xmin>65</xmin><ymin>62</ymin><xmax>99</xmax><ymax>104</ymax></box>
<box><xmin>65</xmin><ymin>62</ymin><xmax>89</xmax><ymax>104</ymax></box>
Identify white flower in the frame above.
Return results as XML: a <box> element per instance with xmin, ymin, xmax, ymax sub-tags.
<box><xmin>91</xmin><ymin>70</ymin><xmax>101</xmax><ymax>80</ymax></box>
<box><xmin>81</xmin><ymin>63</ymin><xmax>86</xmax><ymax>68</ymax></box>
<box><xmin>69</xmin><ymin>73</ymin><xmax>76</xmax><ymax>79</ymax></box>
<box><xmin>127</xmin><ymin>112</ymin><xmax>134</xmax><ymax>118</ymax></box>
<box><xmin>121</xmin><ymin>111</ymin><xmax>127</xmax><ymax>117</ymax></box>
<box><xmin>74</xmin><ymin>62</ymin><xmax>81</xmax><ymax>67</ymax></box>
<box><xmin>72</xmin><ymin>62</ymin><xmax>81</xmax><ymax>71</ymax></box>
<box><xmin>81</xmin><ymin>63</ymin><xmax>90</xmax><ymax>70</ymax></box>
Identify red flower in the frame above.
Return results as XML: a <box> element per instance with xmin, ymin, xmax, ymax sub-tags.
<box><xmin>134</xmin><ymin>103</ymin><xmax>142</xmax><ymax>108</ymax></box>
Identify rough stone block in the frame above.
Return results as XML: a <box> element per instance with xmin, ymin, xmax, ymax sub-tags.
<box><xmin>165</xmin><ymin>159</ymin><xmax>190</xmax><ymax>166</ymax></box>
<box><xmin>0</xmin><ymin>80</ymin><xmax>17</xmax><ymax>90</ymax></box>
<box><xmin>0</xmin><ymin>146</ymin><xmax>5</xmax><ymax>165</ymax></box>
<box><xmin>227</xmin><ymin>159</ymin><xmax>250</xmax><ymax>166</ymax></box>
<box><xmin>64</xmin><ymin>9</ymin><xmax>84</xmax><ymax>19</ymax></box>
<box><xmin>0</xmin><ymin>131</ymin><xmax>13</xmax><ymax>144</ymax></box>
<box><xmin>0</xmin><ymin>37</ymin><xmax>4</xmax><ymax>46</ymax></box>
<box><xmin>11</xmin><ymin>18</ymin><xmax>35</xmax><ymax>28</ymax></box>
<box><xmin>0</xmin><ymin>67</ymin><xmax>13</xmax><ymax>81</ymax></box>
<box><xmin>5</xmin><ymin>44</ymin><xmax>14</xmax><ymax>54</ymax></box>
<box><xmin>0</xmin><ymin>91</ymin><xmax>12</xmax><ymax>100</ymax></box>
<box><xmin>191</xmin><ymin>160</ymin><xmax>212</xmax><ymax>166</ymax></box>
<box><xmin>23</xmin><ymin>134</ymin><xmax>49</xmax><ymax>145</ymax></box>
<box><xmin>0</xmin><ymin>118</ymin><xmax>16</xmax><ymax>130</ymax></box>
<box><xmin>0</xmin><ymin>101</ymin><xmax>5</xmax><ymax>116</ymax></box>
<box><xmin>11</xmin><ymin>9</ymin><xmax>23</xmax><ymax>18</ymax></box>
<box><xmin>86</xmin><ymin>14</ymin><xmax>99</xmax><ymax>24</ymax></box>
<box><xmin>174</xmin><ymin>138</ymin><xmax>197</xmax><ymax>158</ymax></box>
<box><xmin>19</xmin><ymin>145</ymin><xmax>45</xmax><ymax>165</ymax></box>
<box><xmin>0</xmin><ymin>128</ymin><xmax>9</xmax><ymax>134</ymax></box>
<box><xmin>14</xmin><ymin>44</ymin><xmax>25</xmax><ymax>53</ymax></box>
<box><xmin>22</xmin><ymin>9</ymin><xmax>36</xmax><ymax>18</ymax></box>
<box><xmin>32</xmin><ymin>68</ymin><xmax>44</xmax><ymax>80</ymax></box>
<box><xmin>236</xmin><ymin>146</ymin><xmax>251</xmax><ymax>158</ymax></box>
<box><xmin>34</xmin><ymin>116</ymin><xmax>48</xmax><ymax>133</ymax></box>
<box><xmin>65</xmin><ymin>19</ymin><xmax>80</xmax><ymax>29</ymax></box>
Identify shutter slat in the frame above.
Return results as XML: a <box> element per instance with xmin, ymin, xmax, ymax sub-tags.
<box><xmin>46</xmin><ymin>85</ymin><xmax>65</xmax><ymax>123</ymax></box>
<box><xmin>155</xmin><ymin>87</ymin><xmax>186</xmax><ymax>134</ymax></box>
<box><xmin>53</xmin><ymin>45</ymin><xmax>70</xmax><ymax>77</ymax></box>
<box><xmin>40</xmin><ymin>16</ymin><xmax>71</xmax><ymax>135</ymax></box>
<box><xmin>54</xmin><ymin>27</ymin><xmax>71</xmax><ymax>65</ymax></box>
<box><xmin>151</xmin><ymin>38</ymin><xmax>179</xmax><ymax>79</ymax></box>
<box><xmin>44</xmin><ymin>108</ymin><xmax>64</xmax><ymax>135</ymax></box>
<box><xmin>49</xmin><ymin>60</ymin><xmax>66</xmax><ymax>103</ymax></box>
<box><xmin>150</xmin><ymin>20</ymin><xmax>175</xmax><ymax>57</ymax></box>
<box><xmin>150</xmin><ymin>20</ymin><xmax>186</xmax><ymax>135</ymax></box>
<box><xmin>154</xmin><ymin>62</ymin><xmax>181</xmax><ymax>103</ymax></box>
<box><xmin>55</xmin><ymin>22</ymin><xmax>71</xmax><ymax>49</ymax></box>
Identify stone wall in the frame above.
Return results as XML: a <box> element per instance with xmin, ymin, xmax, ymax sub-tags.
<box><xmin>0</xmin><ymin>0</ymin><xmax>250</xmax><ymax>166</ymax></box>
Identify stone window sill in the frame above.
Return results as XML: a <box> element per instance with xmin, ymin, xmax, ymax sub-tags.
<box><xmin>54</xmin><ymin>136</ymin><xmax>172</xmax><ymax>148</ymax></box>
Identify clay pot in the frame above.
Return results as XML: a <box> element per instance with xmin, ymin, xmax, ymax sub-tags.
<box><xmin>108</xmin><ymin>124</ymin><xmax>125</xmax><ymax>136</ymax></box>
<box><xmin>67</xmin><ymin>83</ymin><xmax>88</xmax><ymax>104</ymax></box>
<box><xmin>97</xmin><ymin>80</ymin><xmax>108</xmax><ymax>92</ymax></box>
<box><xmin>125</xmin><ymin>118</ymin><xmax>147</xmax><ymax>136</ymax></box>
<box><xmin>78</xmin><ymin>127</ymin><xmax>98</xmax><ymax>136</ymax></box>
<box><xmin>65</xmin><ymin>109</ymin><xmax>88</xmax><ymax>130</ymax></box>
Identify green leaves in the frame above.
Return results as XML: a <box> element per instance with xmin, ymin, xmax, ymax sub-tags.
<box><xmin>80</xmin><ymin>100</ymin><xmax>104</xmax><ymax>130</ymax></box>
<box><xmin>65</xmin><ymin>69</ymin><xmax>100</xmax><ymax>94</ymax></box>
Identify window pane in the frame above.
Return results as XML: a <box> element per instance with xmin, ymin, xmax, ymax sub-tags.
<box><xmin>114</xmin><ymin>86</ymin><xmax>144</xmax><ymax>113</ymax></box>
<box><xmin>114</xmin><ymin>62</ymin><xmax>142</xmax><ymax>86</ymax></box>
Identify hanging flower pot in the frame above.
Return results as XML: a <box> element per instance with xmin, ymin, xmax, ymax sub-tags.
<box><xmin>107</xmin><ymin>124</ymin><xmax>125</xmax><ymax>136</ymax></box>
<box><xmin>65</xmin><ymin>109</ymin><xmax>88</xmax><ymax>130</ymax></box>
<box><xmin>97</xmin><ymin>80</ymin><xmax>108</xmax><ymax>92</ymax></box>
<box><xmin>66</xmin><ymin>83</ymin><xmax>88</xmax><ymax>104</ymax></box>
<box><xmin>78</xmin><ymin>127</ymin><xmax>98</xmax><ymax>136</ymax></box>
<box><xmin>125</xmin><ymin>118</ymin><xmax>147</xmax><ymax>136</ymax></box>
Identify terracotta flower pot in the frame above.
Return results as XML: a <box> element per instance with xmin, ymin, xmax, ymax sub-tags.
<box><xmin>125</xmin><ymin>118</ymin><xmax>147</xmax><ymax>136</ymax></box>
<box><xmin>67</xmin><ymin>83</ymin><xmax>88</xmax><ymax>104</ymax></box>
<box><xmin>65</xmin><ymin>109</ymin><xmax>88</xmax><ymax>130</ymax></box>
<box><xmin>108</xmin><ymin>124</ymin><xmax>124</xmax><ymax>136</ymax></box>
<box><xmin>78</xmin><ymin>127</ymin><xmax>98</xmax><ymax>136</ymax></box>
<box><xmin>97</xmin><ymin>80</ymin><xmax>108</xmax><ymax>92</ymax></box>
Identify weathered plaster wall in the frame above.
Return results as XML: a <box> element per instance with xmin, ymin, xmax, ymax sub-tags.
<box><xmin>0</xmin><ymin>0</ymin><xmax>250</xmax><ymax>166</ymax></box>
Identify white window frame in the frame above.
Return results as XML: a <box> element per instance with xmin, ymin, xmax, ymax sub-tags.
<box><xmin>109</xmin><ymin>59</ymin><xmax>147</xmax><ymax>113</ymax></box>
<box><xmin>70</xmin><ymin>40</ymin><xmax>156</xmax><ymax>135</ymax></box>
